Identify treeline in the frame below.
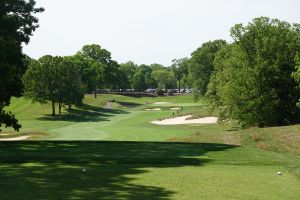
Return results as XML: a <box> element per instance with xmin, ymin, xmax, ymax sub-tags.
<box><xmin>23</xmin><ymin>44</ymin><xmax>122</xmax><ymax>116</ymax></box>
<box><xmin>22</xmin><ymin>44</ymin><xmax>192</xmax><ymax>116</ymax></box>
<box><xmin>188</xmin><ymin>17</ymin><xmax>300</xmax><ymax>128</ymax></box>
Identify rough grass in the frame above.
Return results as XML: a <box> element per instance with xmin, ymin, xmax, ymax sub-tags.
<box><xmin>169</xmin><ymin>124</ymin><xmax>300</xmax><ymax>156</ymax></box>
<box><xmin>240</xmin><ymin>125</ymin><xmax>300</xmax><ymax>155</ymax></box>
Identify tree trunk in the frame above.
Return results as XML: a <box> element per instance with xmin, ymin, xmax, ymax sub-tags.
<box><xmin>94</xmin><ymin>87</ymin><xmax>97</xmax><ymax>98</ymax></box>
<box><xmin>178</xmin><ymin>80</ymin><xmax>181</xmax><ymax>93</ymax></box>
<box><xmin>68</xmin><ymin>104</ymin><xmax>72</xmax><ymax>110</ymax></box>
<box><xmin>58</xmin><ymin>102</ymin><xmax>62</xmax><ymax>115</ymax></box>
<box><xmin>51</xmin><ymin>100</ymin><xmax>56</xmax><ymax>116</ymax></box>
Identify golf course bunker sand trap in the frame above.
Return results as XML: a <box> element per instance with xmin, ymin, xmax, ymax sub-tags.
<box><xmin>152</xmin><ymin>115</ymin><xmax>218</xmax><ymax>125</ymax></box>
<box><xmin>154</xmin><ymin>102</ymin><xmax>169</xmax><ymax>105</ymax></box>
<box><xmin>146</xmin><ymin>108</ymin><xmax>162</xmax><ymax>111</ymax></box>
<box><xmin>170</xmin><ymin>107</ymin><xmax>181</xmax><ymax>110</ymax></box>
<box><xmin>0</xmin><ymin>136</ymin><xmax>31</xmax><ymax>141</ymax></box>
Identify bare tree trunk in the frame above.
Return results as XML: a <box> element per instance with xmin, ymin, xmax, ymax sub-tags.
<box><xmin>51</xmin><ymin>100</ymin><xmax>56</xmax><ymax>116</ymax></box>
<box><xmin>94</xmin><ymin>86</ymin><xmax>97</xmax><ymax>98</ymax></box>
<box><xmin>68</xmin><ymin>104</ymin><xmax>72</xmax><ymax>110</ymax></box>
<box><xmin>58</xmin><ymin>102</ymin><xmax>62</xmax><ymax>115</ymax></box>
<box><xmin>179</xmin><ymin>80</ymin><xmax>181</xmax><ymax>93</ymax></box>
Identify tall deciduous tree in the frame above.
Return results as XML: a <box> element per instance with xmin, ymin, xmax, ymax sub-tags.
<box><xmin>0</xmin><ymin>0</ymin><xmax>43</xmax><ymax>131</ymax></box>
<box><xmin>188</xmin><ymin>40</ymin><xmax>227</xmax><ymax>100</ymax></box>
<box><xmin>132</xmin><ymin>65</ymin><xmax>157</xmax><ymax>91</ymax></box>
<box><xmin>77</xmin><ymin>44</ymin><xmax>122</xmax><ymax>97</ymax></box>
<box><xmin>293</xmin><ymin>53</ymin><xmax>300</xmax><ymax>108</ymax></box>
<box><xmin>67</xmin><ymin>54</ymin><xmax>96</xmax><ymax>94</ymax></box>
<box><xmin>171</xmin><ymin>58</ymin><xmax>189</xmax><ymax>92</ymax></box>
<box><xmin>105</xmin><ymin>60</ymin><xmax>121</xmax><ymax>90</ymax></box>
<box><xmin>132</xmin><ymin>71</ymin><xmax>146</xmax><ymax>92</ymax></box>
<box><xmin>208</xmin><ymin>17</ymin><xmax>300</xmax><ymax>127</ymax></box>
<box><xmin>152</xmin><ymin>67</ymin><xmax>175</xmax><ymax>90</ymax></box>
<box><xmin>55</xmin><ymin>59</ymin><xmax>86</xmax><ymax>114</ymax></box>
<box><xmin>119</xmin><ymin>61</ymin><xmax>137</xmax><ymax>89</ymax></box>
<box><xmin>23</xmin><ymin>56</ymin><xmax>85</xmax><ymax>116</ymax></box>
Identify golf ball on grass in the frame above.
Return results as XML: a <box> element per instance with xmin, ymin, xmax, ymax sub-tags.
<box><xmin>277</xmin><ymin>171</ymin><xmax>282</xmax><ymax>175</ymax></box>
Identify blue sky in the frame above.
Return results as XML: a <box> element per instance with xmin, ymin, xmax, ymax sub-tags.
<box><xmin>24</xmin><ymin>0</ymin><xmax>300</xmax><ymax>66</ymax></box>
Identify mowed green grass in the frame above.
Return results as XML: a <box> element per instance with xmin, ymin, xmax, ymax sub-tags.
<box><xmin>4</xmin><ymin>94</ymin><xmax>205</xmax><ymax>141</ymax></box>
<box><xmin>1</xmin><ymin>94</ymin><xmax>300</xmax><ymax>199</ymax></box>
<box><xmin>0</xmin><ymin>141</ymin><xmax>300</xmax><ymax>200</ymax></box>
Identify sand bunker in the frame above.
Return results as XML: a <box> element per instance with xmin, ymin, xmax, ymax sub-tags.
<box><xmin>152</xmin><ymin>115</ymin><xmax>218</xmax><ymax>125</ymax></box>
<box><xmin>146</xmin><ymin>108</ymin><xmax>162</xmax><ymax>111</ymax></box>
<box><xmin>170</xmin><ymin>107</ymin><xmax>181</xmax><ymax>110</ymax></box>
<box><xmin>154</xmin><ymin>102</ymin><xmax>169</xmax><ymax>105</ymax></box>
<box><xmin>0</xmin><ymin>136</ymin><xmax>30</xmax><ymax>141</ymax></box>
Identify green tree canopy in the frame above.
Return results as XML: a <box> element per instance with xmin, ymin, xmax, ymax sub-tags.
<box><xmin>171</xmin><ymin>58</ymin><xmax>189</xmax><ymax>92</ymax></box>
<box><xmin>80</xmin><ymin>44</ymin><xmax>111</xmax><ymax>64</ymax></box>
<box><xmin>76</xmin><ymin>44</ymin><xmax>122</xmax><ymax>96</ymax></box>
<box><xmin>67</xmin><ymin>54</ymin><xmax>97</xmax><ymax>93</ymax></box>
<box><xmin>293</xmin><ymin>53</ymin><xmax>300</xmax><ymax>108</ymax></box>
<box><xmin>23</xmin><ymin>56</ymin><xmax>85</xmax><ymax>116</ymax></box>
<box><xmin>188</xmin><ymin>39</ymin><xmax>227</xmax><ymax>100</ymax></box>
<box><xmin>208</xmin><ymin>17</ymin><xmax>300</xmax><ymax>127</ymax></box>
<box><xmin>0</xmin><ymin>0</ymin><xmax>43</xmax><ymax>131</ymax></box>
<box><xmin>152</xmin><ymin>67</ymin><xmax>175</xmax><ymax>89</ymax></box>
<box><xmin>132</xmin><ymin>65</ymin><xmax>157</xmax><ymax>91</ymax></box>
<box><xmin>119</xmin><ymin>61</ymin><xmax>137</xmax><ymax>89</ymax></box>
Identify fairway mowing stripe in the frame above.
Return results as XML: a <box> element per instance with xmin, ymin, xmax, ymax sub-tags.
<box><xmin>47</xmin><ymin>111</ymin><xmax>141</xmax><ymax>140</ymax></box>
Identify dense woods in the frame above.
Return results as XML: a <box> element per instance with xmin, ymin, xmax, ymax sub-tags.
<box><xmin>206</xmin><ymin>17</ymin><xmax>300</xmax><ymax>127</ymax></box>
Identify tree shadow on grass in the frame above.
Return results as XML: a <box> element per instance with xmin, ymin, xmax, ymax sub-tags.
<box><xmin>226</xmin><ymin>128</ymin><xmax>239</xmax><ymax>132</ymax></box>
<box><xmin>37</xmin><ymin>103</ymin><xmax>128</xmax><ymax>122</ymax></box>
<box><xmin>0</xmin><ymin>141</ymin><xmax>237</xmax><ymax>200</ymax></box>
<box><xmin>115</xmin><ymin>92</ymin><xmax>159</xmax><ymax>98</ymax></box>
<box><xmin>116</xmin><ymin>101</ymin><xmax>143</xmax><ymax>108</ymax></box>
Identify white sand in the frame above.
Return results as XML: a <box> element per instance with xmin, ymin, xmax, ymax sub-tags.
<box><xmin>170</xmin><ymin>107</ymin><xmax>181</xmax><ymax>110</ymax></box>
<box><xmin>154</xmin><ymin>102</ymin><xmax>169</xmax><ymax>105</ymax></box>
<box><xmin>152</xmin><ymin>115</ymin><xmax>218</xmax><ymax>125</ymax></box>
<box><xmin>0</xmin><ymin>136</ymin><xmax>30</xmax><ymax>141</ymax></box>
<box><xmin>146</xmin><ymin>108</ymin><xmax>162</xmax><ymax>111</ymax></box>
